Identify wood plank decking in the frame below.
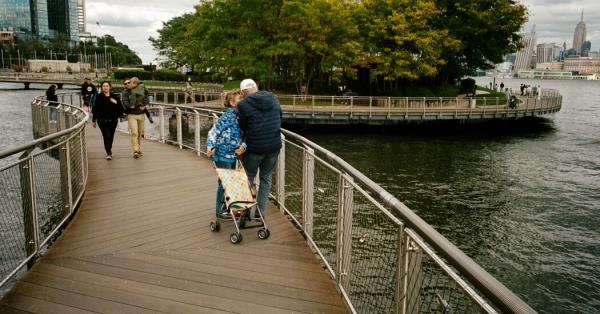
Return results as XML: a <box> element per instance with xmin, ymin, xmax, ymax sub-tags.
<box><xmin>0</xmin><ymin>126</ymin><xmax>346</xmax><ymax>313</ymax></box>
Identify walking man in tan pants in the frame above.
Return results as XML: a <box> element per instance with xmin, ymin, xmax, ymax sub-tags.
<box><xmin>122</xmin><ymin>77</ymin><xmax>149</xmax><ymax>158</ymax></box>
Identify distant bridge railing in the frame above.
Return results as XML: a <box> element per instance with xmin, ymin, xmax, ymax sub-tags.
<box><xmin>115</xmin><ymin>102</ymin><xmax>536</xmax><ymax>313</ymax></box>
<box><xmin>0</xmin><ymin>93</ymin><xmax>88</xmax><ymax>293</ymax></box>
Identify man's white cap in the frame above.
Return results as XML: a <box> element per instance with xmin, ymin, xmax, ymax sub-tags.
<box><xmin>240</xmin><ymin>79</ymin><xmax>257</xmax><ymax>90</ymax></box>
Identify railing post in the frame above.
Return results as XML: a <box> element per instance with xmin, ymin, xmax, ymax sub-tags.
<box><xmin>159</xmin><ymin>106</ymin><xmax>165</xmax><ymax>143</ymax></box>
<box><xmin>175</xmin><ymin>91</ymin><xmax>179</xmax><ymax>104</ymax></box>
<box><xmin>388</xmin><ymin>97</ymin><xmax>392</xmax><ymax>118</ymax></box>
<box><xmin>350</xmin><ymin>96</ymin><xmax>353</xmax><ymax>118</ymax></box>
<box><xmin>164</xmin><ymin>92</ymin><xmax>168</xmax><ymax>104</ymax></box>
<box><xmin>176</xmin><ymin>108</ymin><xmax>183</xmax><ymax>149</ymax></box>
<box><xmin>397</xmin><ymin>231</ymin><xmax>424</xmax><ymax>314</ymax></box>
<box><xmin>276</xmin><ymin>134</ymin><xmax>286</xmax><ymax>211</ymax></box>
<box><xmin>331</xmin><ymin>96</ymin><xmax>335</xmax><ymax>118</ymax></box>
<box><xmin>194</xmin><ymin>111</ymin><xmax>201</xmax><ymax>156</ymax></box>
<box><xmin>336</xmin><ymin>174</ymin><xmax>354</xmax><ymax>293</ymax></box>
<box><xmin>302</xmin><ymin>146</ymin><xmax>314</xmax><ymax>238</ymax></box>
<box><xmin>369</xmin><ymin>97</ymin><xmax>372</xmax><ymax>118</ymax></box>
<box><xmin>59</xmin><ymin>140</ymin><xmax>73</xmax><ymax>215</ymax></box>
<box><xmin>312</xmin><ymin>95</ymin><xmax>315</xmax><ymax>117</ymax></box>
<box><xmin>19</xmin><ymin>156</ymin><xmax>39</xmax><ymax>268</ymax></box>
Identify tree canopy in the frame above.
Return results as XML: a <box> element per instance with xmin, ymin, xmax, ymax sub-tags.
<box><xmin>151</xmin><ymin>0</ymin><xmax>527</xmax><ymax>94</ymax></box>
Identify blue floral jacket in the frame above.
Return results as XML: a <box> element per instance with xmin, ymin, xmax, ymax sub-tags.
<box><xmin>207</xmin><ymin>108</ymin><xmax>243</xmax><ymax>162</ymax></box>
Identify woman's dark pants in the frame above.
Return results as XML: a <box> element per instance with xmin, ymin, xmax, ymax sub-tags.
<box><xmin>98</xmin><ymin>119</ymin><xmax>118</xmax><ymax>156</ymax></box>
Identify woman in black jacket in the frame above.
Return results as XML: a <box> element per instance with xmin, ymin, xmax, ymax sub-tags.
<box><xmin>92</xmin><ymin>81</ymin><xmax>125</xmax><ymax>160</ymax></box>
<box><xmin>46</xmin><ymin>85</ymin><xmax>59</xmax><ymax>121</ymax></box>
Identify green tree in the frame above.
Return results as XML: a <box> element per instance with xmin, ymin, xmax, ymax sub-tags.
<box><xmin>434</xmin><ymin>0</ymin><xmax>527</xmax><ymax>83</ymax></box>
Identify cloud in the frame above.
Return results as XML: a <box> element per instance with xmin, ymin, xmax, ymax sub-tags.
<box><xmin>520</xmin><ymin>0</ymin><xmax>600</xmax><ymax>50</ymax></box>
<box><xmin>85</xmin><ymin>0</ymin><xmax>198</xmax><ymax>63</ymax></box>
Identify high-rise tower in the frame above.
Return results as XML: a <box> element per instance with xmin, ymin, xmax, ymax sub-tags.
<box><xmin>514</xmin><ymin>31</ymin><xmax>537</xmax><ymax>71</ymax></box>
<box><xmin>572</xmin><ymin>10</ymin><xmax>586</xmax><ymax>55</ymax></box>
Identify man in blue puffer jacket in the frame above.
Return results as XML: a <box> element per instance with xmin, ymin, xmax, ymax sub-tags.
<box><xmin>237</xmin><ymin>79</ymin><xmax>282</xmax><ymax>218</ymax></box>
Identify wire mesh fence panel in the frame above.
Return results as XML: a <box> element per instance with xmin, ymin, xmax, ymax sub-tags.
<box><xmin>68</xmin><ymin>134</ymin><xmax>84</xmax><ymax>203</ymax></box>
<box><xmin>32</xmin><ymin>150</ymin><xmax>65</xmax><ymax>243</ymax></box>
<box><xmin>403</xmin><ymin>232</ymin><xmax>496</xmax><ymax>314</ymax></box>
<box><xmin>346</xmin><ymin>189</ymin><xmax>400</xmax><ymax>313</ymax></box>
<box><xmin>282</xmin><ymin>142</ymin><xmax>304</xmax><ymax>225</ymax></box>
<box><xmin>0</xmin><ymin>163</ymin><xmax>27</xmax><ymax>285</ymax></box>
<box><xmin>310</xmin><ymin>158</ymin><xmax>341</xmax><ymax>273</ymax></box>
<box><xmin>163</xmin><ymin>109</ymin><xmax>178</xmax><ymax>144</ymax></box>
<box><xmin>181</xmin><ymin>113</ymin><xmax>196</xmax><ymax>150</ymax></box>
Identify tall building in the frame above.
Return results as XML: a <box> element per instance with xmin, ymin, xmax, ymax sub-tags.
<box><xmin>47</xmin><ymin>0</ymin><xmax>79</xmax><ymax>41</ymax></box>
<box><xmin>77</xmin><ymin>0</ymin><xmax>85</xmax><ymax>33</ymax></box>
<box><xmin>0</xmin><ymin>0</ymin><xmax>78</xmax><ymax>41</ymax></box>
<box><xmin>514</xmin><ymin>32</ymin><xmax>537</xmax><ymax>71</ymax></box>
<box><xmin>572</xmin><ymin>10</ymin><xmax>586</xmax><ymax>54</ymax></box>
<box><xmin>582</xmin><ymin>41</ymin><xmax>591</xmax><ymax>57</ymax></box>
<box><xmin>0</xmin><ymin>0</ymin><xmax>50</xmax><ymax>39</ymax></box>
<box><xmin>537</xmin><ymin>43</ymin><xmax>556</xmax><ymax>64</ymax></box>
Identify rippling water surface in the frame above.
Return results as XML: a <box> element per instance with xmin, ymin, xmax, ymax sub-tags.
<box><xmin>296</xmin><ymin>79</ymin><xmax>600</xmax><ymax>313</ymax></box>
<box><xmin>1</xmin><ymin>80</ymin><xmax>599</xmax><ymax>312</ymax></box>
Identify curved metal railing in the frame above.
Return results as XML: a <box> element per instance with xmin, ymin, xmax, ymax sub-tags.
<box><xmin>146</xmin><ymin>88</ymin><xmax>562</xmax><ymax>123</ymax></box>
<box><xmin>115</xmin><ymin>102</ymin><xmax>536</xmax><ymax>313</ymax></box>
<box><xmin>0</xmin><ymin>93</ymin><xmax>88</xmax><ymax>292</ymax></box>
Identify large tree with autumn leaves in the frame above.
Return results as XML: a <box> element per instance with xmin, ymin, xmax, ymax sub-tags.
<box><xmin>150</xmin><ymin>0</ymin><xmax>526</xmax><ymax>94</ymax></box>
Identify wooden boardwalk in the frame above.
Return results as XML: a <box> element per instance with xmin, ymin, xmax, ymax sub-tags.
<box><xmin>0</xmin><ymin>127</ymin><xmax>346</xmax><ymax>313</ymax></box>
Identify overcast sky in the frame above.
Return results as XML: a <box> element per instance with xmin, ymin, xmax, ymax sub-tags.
<box><xmin>85</xmin><ymin>0</ymin><xmax>600</xmax><ymax>64</ymax></box>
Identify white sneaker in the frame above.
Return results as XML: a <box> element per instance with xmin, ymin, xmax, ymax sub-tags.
<box><xmin>105</xmin><ymin>155</ymin><xmax>112</xmax><ymax>160</ymax></box>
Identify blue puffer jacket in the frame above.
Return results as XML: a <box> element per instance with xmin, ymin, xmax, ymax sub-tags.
<box><xmin>207</xmin><ymin>108</ymin><xmax>242</xmax><ymax>162</ymax></box>
<box><xmin>238</xmin><ymin>91</ymin><xmax>282</xmax><ymax>154</ymax></box>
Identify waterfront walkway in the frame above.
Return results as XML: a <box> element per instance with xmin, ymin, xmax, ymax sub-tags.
<box><xmin>0</xmin><ymin>127</ymin><xmax>346</xmax><ymax>313</ymax></box>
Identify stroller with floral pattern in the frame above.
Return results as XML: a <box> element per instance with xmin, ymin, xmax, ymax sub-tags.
<box><xmin>209</xmin><ymin>160</ymin><xmax>270</xmax><ymax>244</ymax></box>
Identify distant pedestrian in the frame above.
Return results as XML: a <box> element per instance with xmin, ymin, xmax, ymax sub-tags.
<box><xmin>122</xmin><ymin>77</ymin><xmax>151</xmax><ymax>158</ymax></box>
<box><xmin>520</xmin><ymin>83</ymin><xmax>525</xmax><ymax>96</ymax></box>
<box><xmin>46</xmin><ymin>84</ymin><xmax>58</xmax><ymax>121</ymax></box>
<box><xmin>81</xmin><ymin>78</ymin><xmax>96</xmax><ymax>112</ymax></box>
<box><xmin>207</xmin><ymin>89</ymin><xmax>245</xmax><ymax>218</ymax></box>
<box><xmin>92</xmin><ymin>81</ymin><xmax>124</xmax><ymax>160</ymax></box>
<box><xmin>184</xmin><ymin>81</ymin><xmax>193</xmax><ymax>103</ymax></box>
<box><xmin>237</xmin><ymin>79</ymin><xmax>282</xmax><ymax>219</ymax></box>
<box><xmin>500</xmin><ymin>82</ymin><xmax>504</xmax><ymax>91</ymax></box>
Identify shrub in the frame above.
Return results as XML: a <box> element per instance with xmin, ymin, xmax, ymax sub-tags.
<box><xmin>41</xmin><ymin>66</ymin><xmax>49</xmax><ymax>73</ymax></box>
<box><xmin>11</xmin><ymin>64</ymin><xmax>23</xmax><ymax>72</ymax></box>
<box><xmin>152</xmin><ymin>69</ymin><xmax>186</xmax><ymax>81</ymax></box>
<box><xmin>460</xmin><ymin>78</ymin><xmax>476</xmax><ymax>95</ymax></box>
<box><xmin>66</xmin><ymin>65</ymin><xmax>72</xmax><ymax>73</ymax></box>
<box><xmin>113</xmin><ymin>70</ymin><xmax>152</xmax><ymax>80</ymax></box>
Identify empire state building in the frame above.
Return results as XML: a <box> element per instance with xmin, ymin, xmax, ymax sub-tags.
<box><xmin>572</xmin><ymin>11</ymin><xmax>586</xmax><ymax>54</ymax></box>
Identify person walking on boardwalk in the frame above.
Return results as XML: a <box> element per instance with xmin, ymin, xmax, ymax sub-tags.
<box><xmin>46</xmin><ymin>84</ymin><xmax>59</xmax><ymax>121</ymax></box>
<box><xmin>185</xmin><ymin>81</ymin><xmax>193</xmax><ymax>103</ymax></box>
<box><xmin>207</xmin><ymin>89</ymin><xmax>245</xmax><ymax>218</ymax></box>
<box><xmin>81</xmin><ymin>78</ymin><xmax>97</xmax><ymax>112</ymax></box>
<box><xmin>236</xmin><ymin>79</ymin><xmax>282</xmax><ymax>218</ymax></box>
<box><xmin>92</xmin><ymin>81</ymin><xmax>125</xmax><ymax>160</ymax></box>
<box><xmin>122</xmin><ymin>77</ymin><xmax>150</xmax><ymax>158</ymax></box>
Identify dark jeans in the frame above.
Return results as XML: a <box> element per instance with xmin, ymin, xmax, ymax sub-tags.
<box><xmin>214</xmin><ymin>159</ymin><xmax>236</xmax><ymax>217</ymax></box>
<box><xmin>243</xmin><ymin>151</ymin><xmax>279</xmax><ymax>216</ymax></box>
<box><xmin>97</xmin><ymin>119</ymin><xmax>118</xmax><ymax>156</ymax></box>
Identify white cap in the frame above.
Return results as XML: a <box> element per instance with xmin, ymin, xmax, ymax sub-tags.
<box><xmin>240</xmin><ymin>79</ymin><xmax>257</xmax><ymax>90</ymax></box>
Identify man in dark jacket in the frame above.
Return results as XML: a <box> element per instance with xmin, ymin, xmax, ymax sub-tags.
<box><xmin>81</xmin><ymin>78</ymin><xmax>97</xmax><ymax>109</ymax></box>
<box><xmin>237</xmin><ymin>78</ymin><xmax>282</xmax><ymax>218</ymax></box>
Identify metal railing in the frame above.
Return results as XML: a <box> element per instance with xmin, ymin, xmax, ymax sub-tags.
<box><xmin>115</xmin><ymin>103</ymin><xmax>536</xmax><ymax>313</ymax></box>
<box><xmin>148</xmin><ymin>90</ymin><xmax>562</xmax><ymax>121</ymax></box>
<box><xmin>0</xmin><ymin>93</ymin><xmax>88</xmax><ymax>293</ymax></box>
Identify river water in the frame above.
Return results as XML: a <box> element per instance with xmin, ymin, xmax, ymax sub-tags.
<box><xmin>1</xmin><ymin>80</ymin><xmax>599</xmax><ymax>313</ymax></box>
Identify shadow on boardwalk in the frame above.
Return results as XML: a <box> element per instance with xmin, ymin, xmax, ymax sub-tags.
<box><xmin>0</xmin><ymin>126</ymin><xmax>345</xmax><ymax>313</ymax></box>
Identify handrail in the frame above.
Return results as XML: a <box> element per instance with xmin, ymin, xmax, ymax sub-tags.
<box><xmin>0</xmin><ymin>92</ymin><xmax>89</xmax><ymax>291</ymax></box>
<box><xmin>280</xmin><ymin>129</ymin><xmax>536</xmax><ymax>314</ymax></box>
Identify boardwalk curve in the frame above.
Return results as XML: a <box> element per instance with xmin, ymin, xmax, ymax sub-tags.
<box><xmin>0</xmin><ymin>127</ymin><xmax>346</xmax><ymax>313</ymax></box>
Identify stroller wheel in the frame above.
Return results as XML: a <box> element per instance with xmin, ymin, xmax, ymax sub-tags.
<box><xmin>230</xmin><ymin>232</ymin><xmax>243</xmax><ymax>244</ymax></box>
<box><xmin>210</xmin><ymin>221</ymin><xmax>220</xmax><ymax>232</ymax></box>
<box><xmin>257</xmin><ymin>228</ymin><xmax>270</xmax><ymax>240</ymax></box>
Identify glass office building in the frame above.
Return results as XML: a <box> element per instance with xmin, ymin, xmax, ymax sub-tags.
<box><xmin>47</xmin><ymin>0</ymin><xmax>78</xmax><ymax>41</ymax></box>
<box><xmin>0</xmin><ymin>0</ymin><xmax>78</xmax><ymax>41</ymax></box>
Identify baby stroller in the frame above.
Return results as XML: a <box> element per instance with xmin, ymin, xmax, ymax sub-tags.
<box><xmin>209</xmin><ymin>160</ymin><xmax>270</xmax><ymax>244</ymax></box>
